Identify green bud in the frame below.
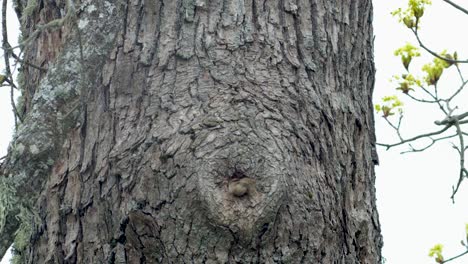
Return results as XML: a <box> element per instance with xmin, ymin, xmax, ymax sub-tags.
<box><xmin>403</xmin><ymin>17</ymin><xmax>415</xmax><ymax>28</ymax></box>
<box><xmin>414</xmin><ymin>7</ymin><xmax>424</xmax><ymax>18</ymax></box>
<box><xmin>402</xmin><ymin>56</ymin><xmax>411</xmax><ymax>70</ymax></box>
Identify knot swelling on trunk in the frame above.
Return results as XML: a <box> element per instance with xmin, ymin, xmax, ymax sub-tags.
<box><xmin>196</xmin><ymin>140</ymin><xmax>286</xmax><ymax>244</ymax></box>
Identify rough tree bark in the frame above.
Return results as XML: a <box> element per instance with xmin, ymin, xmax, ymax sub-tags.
<box><xmin>1</xmin><ymin>0</ymin><xmax>382</xmax><ymax>263</ymax></box>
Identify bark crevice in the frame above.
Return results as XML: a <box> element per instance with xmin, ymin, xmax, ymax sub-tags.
<box><xmin>2</xmin><ymin>0</ymin><xmax>382</xmax><ymax>263</ymax></box>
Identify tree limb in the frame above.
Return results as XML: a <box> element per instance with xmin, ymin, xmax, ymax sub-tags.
<box><xmin>435</xmin><ymin>111</ymin><xmax>468</xmax><ymax>126</ymax></box>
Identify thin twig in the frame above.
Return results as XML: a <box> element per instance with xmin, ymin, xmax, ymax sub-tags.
<box><xmin>405</xmin><ymin>93</ymin><xmax>439</xmax><ymax>103</ymax></box>
<box><xmin>447</xmin><ymin>79</ymin><xmax>468</xmax><ymax>102</ymax></box>
<box><xmin>454</xmin><ymin>64</ymin><xmax>465</xmax><ymax>83</ymax></box>
<box><xmin>432</xmin><ymin>83</ymin><xmax>451</xmax><ymax>115</ymax></box>
<box><xmin>419</xmin><ymin>83</ymin><xmax>438</xmax><ymax>100</ymax></box>
<box><xmin>384</xmin><ymin>115</ymin><xmax>404</xmax><ymax>140</ymax></box>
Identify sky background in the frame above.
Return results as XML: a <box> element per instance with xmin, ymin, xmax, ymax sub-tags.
<box><xmin>374</xmin><ymin>0</ymin><xmax>468</xmax><ymax>263</ymax></box>
<box><xmin>1</xmin><ymin>0</ymin><xmax>468</xmax><ymax>263</ymax></box>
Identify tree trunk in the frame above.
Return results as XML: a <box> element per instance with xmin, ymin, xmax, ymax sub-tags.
<box><xmin>4</xmin><ymin>0</ymin><xmax>382</xmax><ymax>263</ymax></box>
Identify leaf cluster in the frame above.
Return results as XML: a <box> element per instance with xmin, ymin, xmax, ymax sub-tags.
<box><xmin>422</xmin><ymin>51</ymin><xmax>457</xmax><ymax>85</ymax></box>
<box><xmin>392</xmin><ymin>0</ymin><xmax>432</xmax><ymax>28</ymax></box>
<box><xmin>375</xmin><ymin>95</ymin><xmax>403</xmax><ymax>117</ymax></box>
<box><xmin>429</xmin><ymin>244</ymin><xmax>444</xmax><ymax>263</ymax></box>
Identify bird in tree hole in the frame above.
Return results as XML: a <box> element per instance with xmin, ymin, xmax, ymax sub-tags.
<box><xmin>228</xmin><ymin>170</ymin><xmax>256</xmax><ymax>197</ymax></box>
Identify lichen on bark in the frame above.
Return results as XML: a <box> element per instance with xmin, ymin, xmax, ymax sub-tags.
<box><xmin>0</xmin><ymin>0</ymin><xmax>125</xmax><ymax>260</ymax></box>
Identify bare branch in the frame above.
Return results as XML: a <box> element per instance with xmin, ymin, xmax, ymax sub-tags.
<box><xmin>400</xmin><ymin>133</ymin><xmax>458</xmax><ymax>154</ymax></box>
<box><xmin>377</xmin><ymin>124</ymin><xmax>452</xmax><ymax>149</ymax></box>
<box><xmin>7</xmin><ymin>49</ymin><xmax>48</xmax><ymax>71</ymax></box>
<box><xmin>441</xmin><ymin>248</ymin><xmax>468</xmax><ymax>263</ymax></box>
<box><xmin>2</xmin><ymin>0</ymin><xmax>22</xmax><ymax>127</ymax></box>
<box><xmin>442</xmin><ymin>0</ymin><xmax>468</xmax><ymax>15</ymax></box>
<box><xmin>412</xmin><ymin>25</ymin><xmax>468</xmax><ymax>64</ymax></box>
<box><xmin>450</xmin><ymin>121</ymin><xmax>467</xmax><ymax>201</ymax></box>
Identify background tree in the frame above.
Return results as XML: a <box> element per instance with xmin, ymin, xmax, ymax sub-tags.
<box><xmin>0</xmin><ymin>0</ymin><xmax>382</xmax><ymax>263</ymax></box>
<box><xmin>375</xmin><ymin>0</ymin><xmax>468</xmax><ymax>263</ymax></box>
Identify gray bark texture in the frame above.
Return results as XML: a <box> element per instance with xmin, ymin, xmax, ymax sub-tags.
<box><xmin>2</xmin><ymin>0</ymin><xmax>382</xmax><ymax>263</ymax></box>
